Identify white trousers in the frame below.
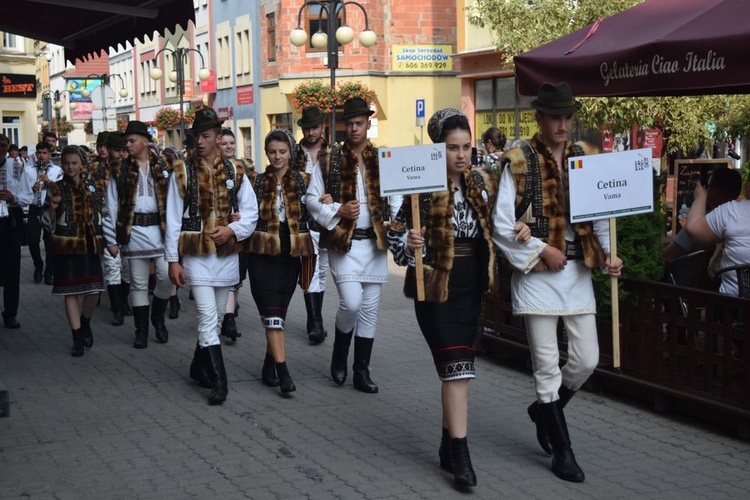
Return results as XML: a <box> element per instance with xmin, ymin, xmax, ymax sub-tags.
<box><xmin>524</xmin><ymin>313</ymin><xmax>599</xmax><ymax>403</ymax></box>
<box><xmin>335</xmin><ymin>281</ymin><xmax>381</xmax><ymax>339</ymax></box>
<box><xmin>307</xmin><ymin>231</ymin><xmax>329</xmax><ymax>293</ymax></box>
<box><xmin>192</xmin><ymin>285</ymin><xmax>230</xmax><ymax>347</ymax></box>
<box><xmin>127</xmin><ymin>257</ymin><xmax>171</xmax><ymax>306</ymax></box>
<box><xmin>101</xmin><ymin>248</ymin><xmax>122</xmax><ymax>286</ymax></box>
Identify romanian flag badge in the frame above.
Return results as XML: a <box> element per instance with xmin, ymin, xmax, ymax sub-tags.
<box><xmin>570</xmin><ymin>159</ymin><xmax>583</xmax><ymax>170</ymax></box>
<box><xmin>381</xmin><ymin>151</ymin><xmax>392</xmax><ymax>159</ymax></box>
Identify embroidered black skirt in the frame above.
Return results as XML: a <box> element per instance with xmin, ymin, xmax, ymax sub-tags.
<box><xmin>414</xmin><ymin>239</ymin><xmax>483</xmax><ymax>381</ymax></box>
<box><xmin>247</xmin><ymin>224</ymin><xmax>300</xmax><ymax>329</ymax></box>
<box><xmin>51</xmin><ymin>249</ymin><xmax>105</xmax><ymax>296</ymax></box>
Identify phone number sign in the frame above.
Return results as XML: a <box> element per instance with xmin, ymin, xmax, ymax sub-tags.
<box><xmin>392</xmin><ymin>45</ymin><xmax>453</xmax><ymax>72</ymax></box>
<box><xmin>568</xmin><ymin>148</ymin><xmax>654</xmax><ymax>222</ymax></box>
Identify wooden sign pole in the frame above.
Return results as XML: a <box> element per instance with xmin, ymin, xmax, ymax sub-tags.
<box><xmin>610</xmin><ymin>217</ymin><xmax>621</xmax><ymax>370</ymax></box>
<box><xmin>411</xmin><ymin>194</ymin><xmax>425</xmax><ymax>301</ymax></box>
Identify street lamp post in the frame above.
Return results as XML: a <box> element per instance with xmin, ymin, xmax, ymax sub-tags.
<box><xmin>41</xmin><ymin>89</ymin><xmax>76</xmax><ymax>139</ymax></box>
<box><xmin>80</xmin><ymin>73</ymin><xmax>128</xmax><ymax>133</ymax></box>
<box><xmin>290</xmin><ymin>0</ymin><xmax>377</xmax><ymax>142</ymax></box>
<box><xmin>149</xmin><ymin>47</ymin><xmax>211</xmax><ymax>143</ymax></box>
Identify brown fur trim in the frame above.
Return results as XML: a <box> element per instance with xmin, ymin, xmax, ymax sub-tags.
<box><xmin>464</xmin><ymin>167</ymin><xmax>497</xmax><ymax>292</ymax></box>
<box><xmin>48</xmin><ymin>178</ymin><xmax>104</xmax><ymax>255</ymax></box>
<box><xmin>423</xmin><ymin>188</ymin><xmax>453</xmax><ymax>303</ymax></box>
<box><xmin>249</xmin><ymin>168</ymin><xmax>313</xmax><ymax>257</ymax></box>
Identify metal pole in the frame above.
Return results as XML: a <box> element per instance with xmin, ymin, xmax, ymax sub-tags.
<box><xmin>177</xmin><ymin>48</ymin><xmax>186</xmax><ymax>144</ymax></box>
<box><xmin>328</xmin><ymin>1</ymin><xmax>338</xmax><ymax>144</ymax></box>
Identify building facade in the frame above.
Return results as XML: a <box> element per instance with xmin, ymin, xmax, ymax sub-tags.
<box><xmin>259</xmin><ymin>0</ymin><xmax>461</xmax><ymax>148</ymax></box>
<box><xmin>1</xmin><ymin>33</ymin><xmax>39</xmax><ymax>148</ymax></box>
<box><xmin>454</xmin><ymin>0</ymin><xmax>533</xmax><ymax>147</ymax></box>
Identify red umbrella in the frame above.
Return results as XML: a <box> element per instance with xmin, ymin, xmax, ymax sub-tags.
<box><xmin>514</xmin><ymin>0</ymin><xmax>750</xmax><ymax>97</ymax></box>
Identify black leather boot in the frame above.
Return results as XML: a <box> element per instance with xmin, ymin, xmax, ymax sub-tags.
<box><xmin>168</xmin><ymin>294</ymin><xmax>180</xmax><ymax>319</ymax></box>
<box><xmin>151</xmin><ymin>297</ymin><xmax>169</xmax><ymax>344</ymax></box>
<box><xmin>205</xmin><ymin>344</ymin><xmax>228</xmax><ymax>405</ymax></box>
<box><xmin>220</xmin><ymin>313</ymin><xmax>240</xmax><ymax>341</ymax></box>
<box><xmin>80</xmin><ymin>315</ymin><xmax>93</xmax><ymax>348</ymax></box>
<box><xmin>449</xmin><ymin>437</ymin><xmax>477</xmax><ymax>487</ymax></box>
<box><xmin>528</xmin><ymin>385</ymin><xmax>577</xmax><ymax>456</ymax></box>
<box><xmin>539</xmin><ymin>400</ymin><xmax>585</xmax><ymax>482</ymax></box>
<box><xmin>71</xmin><ymin>328</ymin><xmax>85</xmax><ymax>357</ymax></box>
<box><xmin>261</xmin><ymin>353</ymin><xmax>279</xmax><ymax>387</ymax></box>
<box><xmin>276</xmin><ymin>361</ymin><xmax>296</xmax><ymax>394</ymax></box>
<box><xmin>121</xmin><ymin>282</ymin><xmax>133</xmax><ymax>316</ymax></box>
<box><xmin>304</xmin><ymin>292</ymin><xmax>327</xmax><ymax>344</ymax></box>
<box><xmin>330</xmin><ymin>327</ymin><xmax>353</xmax><ymax>385</ymax></box>
<box><xmin>190</xmin><ymin>343</ymin><xmax>213</xmax><ymax>388</ymax></box>
<box><xmin>352</xmin><ymin>336</ymin><xmax>378</xmax><ymax>394</ymax></box>
<box><xmin>132</xmin><ymin>305</ymin><xmax>149</xmax><ymax>349</ymax></box>
<box><xmin>107</xmin><ymin>285</ymin><xmax>125</xmax><ymax>326</ymax></box>
<box><xmin>439</xmin><ymin>427</ymin><xmax>452</xmax><ymax>472</ymax></box>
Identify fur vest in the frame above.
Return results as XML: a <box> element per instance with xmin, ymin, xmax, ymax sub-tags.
<box><xmin>392</xmin><ymin>168</ymin><xmax>497</xmax><ymax>303</ymax></box>
<box><xmin>173</xmin><ymin>155</ymin><xmax>246</xmax><ymax>257</ymax></box>
<box><xmin>46</xmin><ymin>177</ymin><xmax>106</xmax><ymax>255</ymax></box>
<box><xmin>501</xmin><ymin>134</ymin><xmax>605</xmax><ymax>271</ymax></box>
<box><xmin>114</xmin><ymin>151</ymin><xmax>175</xmax><ymax>245</ymax></box>
<box><xmin>246</xmin><ymin>167</ymin><xmax>313</xmax><ymax>257</ymax></box>
<box><xmin>89</xmin><ymin>157</ymin><xmax>120</xmax><ymax>197</ymax></box>
<box><xmin>292</xmin><ymin>141</ymin><xmax>328</xmax><ymax>185</ymax></box>
<box><xmin>318</xmin><ymin>141</ymin><xmax>391</xmax><ymax>254</ymax></box>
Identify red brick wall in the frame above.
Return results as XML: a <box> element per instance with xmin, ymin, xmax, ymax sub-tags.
<box><xmin>261</xmin><ymin>0</ymin><xmax>457</xmax><ymax>82</ymax></box>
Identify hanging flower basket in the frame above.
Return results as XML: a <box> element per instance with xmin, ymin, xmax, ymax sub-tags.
<box><xmin>334</xmin><ymin>81</ymin><xmax>377</xmax><ymax>109</ymax></box>
<box><xmin>116</xmin><ymin>115</ymin><xmax>128</xmax><ymax>132</ymax></box>
<box><xmin>154</xmin><ymin>107</ymin><xmax>181</xmax><ymax>130</ymax></box>
<box><xmin>292</xmin><ymin>80</ymin><xmax>378</xmax><ymax>114</ymax></box>
<box><xmin>43</xmin><ymin>116</ymin><xmax>74</xmax><ymax>136</ymax></box>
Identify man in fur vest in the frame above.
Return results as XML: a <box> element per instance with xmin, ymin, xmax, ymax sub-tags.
<box><xmin>106</xmin><ymin>122</ymin><xmax>173</xmax><ymax>348</ymax></box>
<box><xmin>305</xmin><ymin>97</ymin><xmax>403</xmax><ymax>394</ymax></box>
<box><xmin>492</xmin><ymin>82</ymin><xmax>623</xmax><ymax>483</ymax></box>
<box><xmin>165</xmin><ymin>108</ymin><xmax>258</xmax><ymax>405</ymax></box>
<box><xmin>293</xmin><ymin>106</ymin><xmax>329</xmax><ymax>344</ymax></box>
<box><xmin>91</xmin><ymin>132</ymin><xmax>129</xmax><ymax>326</ymax></box>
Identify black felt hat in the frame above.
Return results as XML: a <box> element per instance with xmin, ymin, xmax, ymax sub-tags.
<box><xmin>96</xmin><ymin>131</ymin><xmax>110</xmax><ymax>145</ymax></box>
<box><xmin>297</xmin><ymin>106</ymin><xmax>326</xmax><ymax>128</ymax></box>
<box><xmin>530</xmin><ymin>82</ymin><xmax>582</xmax><ymax>115</ymax></box>
<box><xmin>191</xmin><ymin>107</ymin><xmax>223</xmax><ymax>134</ymax></box>
<box><xmin>123</xmin><ymin>120</ymin><xmax>153</xmax><ymax>141</ymax></box>
<box><xmin>106</xmin><ymin>132</ymin><xmax>126</xmax><ymax>149</ymax></box>
<box><xmin>341</xmin><ymin>97</ymin><xmax>374</xmax><ymax>121</ymax></box>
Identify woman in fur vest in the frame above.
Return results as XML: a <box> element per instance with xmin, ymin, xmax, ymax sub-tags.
<box><xmin>247</xmin><ymin>130</ymin><xmax>313</xmax><ymax>395</ymax></box>
<box><xmin>387</xmin><ymin>109</ymin><xmax>529</xmax><ymax>488</ymax></box>
<box><xmin>42</xmin><ymin>146</ymin><xmax>111</xmax><ymax>357</ymax></box>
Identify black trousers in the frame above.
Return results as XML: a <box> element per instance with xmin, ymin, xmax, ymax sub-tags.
<box><xmin>26</xmin><ymin>204</ymin><xmax>52</xmax><ymax>272</ymax></box>
<box><xmin>0</xmin><ymin>208</ymin><xmax>24</xmax><ymax>318</ymax></box>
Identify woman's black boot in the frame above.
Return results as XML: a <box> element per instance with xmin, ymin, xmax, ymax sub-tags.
<box><xmin>261</xmin><ymin>353</ymin><xmax>279</xmax><ymax>387</ymax></box>
<box><xmin>70</xmin><ymin>328</ymin><xmax>85</xmax><ymax>357</ymax></box>
<box><xmin>189</xmin><ymin>343</ymin><xmax>213</xmax><ymax>388</ymax></box>
<box><xmin>275</xmin><ymin>361</ymin><xmax>296</xmax><ymax>394</ymax></box>
<box><xmin>449</xmin><ymin>437</ymin><xmax>477</xmax><ymax>487</ymax></box>
<box><xmin>80</xmin><ymin>315</ymin><xmax>93</xmax><ymax>348</ymax></box>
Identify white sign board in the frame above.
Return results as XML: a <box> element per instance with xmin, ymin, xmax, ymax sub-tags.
<box><xmin>379</xmin><ymin>144</ymin><xmax>448</xmax><ymax>196</ymax></box>
<box><xmin>568</xmin><ymin>148</ymin><xmax>654</xmax><ymax>222</ymax></box>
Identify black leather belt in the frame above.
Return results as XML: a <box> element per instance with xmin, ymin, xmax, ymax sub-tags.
<box><xmin>564</xmin><ymin>239</ymin><xmax>584</xmax><ymax>260</ymax></box>
<box><xmin>132</xmin><ymin>212</ymin><xmax>161</xmax><ymax>227</ymax></box>
<box><xmin>351</xmin><ymin>227</ymin><xmax>376</xmax><ymax>240</ymax></box>
<box><xmin>454</xmin><ymin>239</ymin><xmax>479</xmax><ymax>258</ymax></box>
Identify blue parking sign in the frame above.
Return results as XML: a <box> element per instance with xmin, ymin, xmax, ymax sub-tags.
<box><xmin>416</xmin><ymin>99</ymin><xmax>425</xmax><ymax>119</ymax></box>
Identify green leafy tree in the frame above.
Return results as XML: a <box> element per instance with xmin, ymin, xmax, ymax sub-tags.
<box><xmin>467</xmin><ymin>0</ymin><xmax>750</xmax><ymax>152</ymax></box>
